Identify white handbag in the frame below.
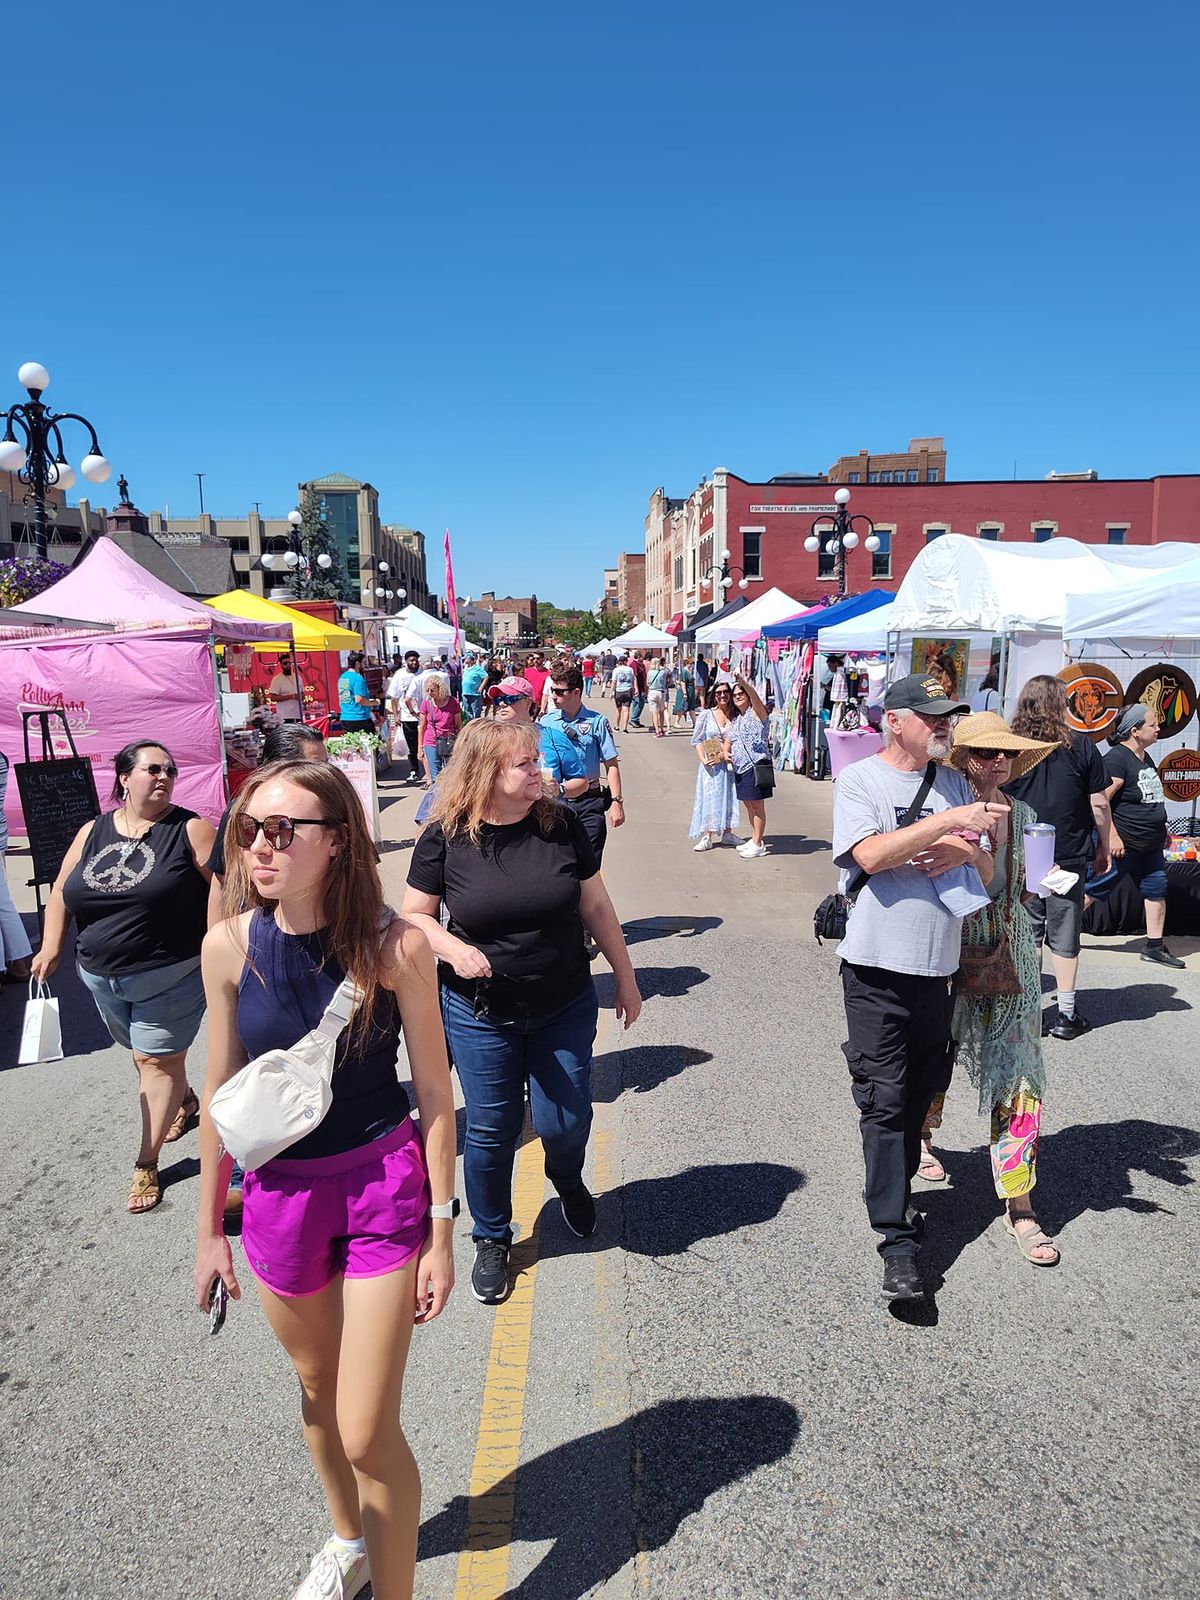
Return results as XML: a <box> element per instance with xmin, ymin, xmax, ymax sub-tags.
<box><xmin>209</xmin><ymin>976</ymin><xmax>360</xmax><ymax>1172</ymax></box>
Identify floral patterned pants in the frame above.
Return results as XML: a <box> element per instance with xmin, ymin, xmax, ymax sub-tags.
<box><xmin>923</xmin><ymin>1091</ymin><xmax>1042</xmax><ymax>1199</ymax></box>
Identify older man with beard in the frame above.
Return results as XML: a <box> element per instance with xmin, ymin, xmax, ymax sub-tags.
<box><xmin>833</xmin><ymin>674</ymin><xmax>1005</xmax><ymax>1304</ymax></box>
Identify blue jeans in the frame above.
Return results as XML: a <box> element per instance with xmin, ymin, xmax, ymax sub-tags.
<box><xmin>441</xmin><ymin>982</ymin><xmax>599</xmax><ymax>1243</ymax></box>
<box><xmin>424</xmin><ymin>742</ymin><xmax>444</xmax><ymax>780</ymax></box>
<box><xmin>630</xmin><ymin>693</ymin><xmax>645</xmax><ymax>724</ymax></box>
<box><xmin>463</xmin><ymin>694</ymin><xmax>482</xmax><ymax>721</ymax></box>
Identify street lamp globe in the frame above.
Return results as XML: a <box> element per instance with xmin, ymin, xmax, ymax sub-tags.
<box><xmin>804</xmin><ymin>535</ymin><xmax>820</xmax><ymax>554</ymax></box>
<box><xmin>262</xmin><ymin>553</ymin><xmax>275</xmax><ymax>570</ymax></box>
<box><xmin>378</xmin><ymin>561</ymin><xmax>389</xmax><ymax>574</ymax></box>
<box><xmin>842</xmin><ymin>530</ymin><xmax>859</xmax><ymax>550</ymax></box>
<box><xmin>52</xmin><ymin>460</ymin><xmax>76</xmax><ymax>491</ymax></box>
<box><xmin>18</xmin><ymin>362</ymin><xmax>50</xmax><ymax>393</ymax></box>
<box><xmin>834</xmin><ymin>487</ymin><xmax>851</xmax><ymax>506</ymax></box>
<box><xmin>374</xmin><ymin>585</ymin><xmax>386</xmax><ymax>597</ymax></box>
<box><xmin>738</xmin><ymin>576</ymin><xmax>749</xmax><ymax>588</ymax></box>
<box><xmin>79</xmin><ymin>452</ymin><xmax>111</xmax><ymax>484</ymax></box>
<box><xmin>287</xmin><ymin>509</ymin><xmax>303</xmax><ymax>528</ymax></box>
<box><xmin>283</xmin><ymin>549</ymin><xmax>300</xmax><ymax>568</ymax></box>
<box><xmin>864</xmin><ymin>534</ymin><xmax>881</xmax><ymax>553</ymax></box>
<box><xmin>0</xmin><ymin>437</ymin><xmax>26</xmax><ymax>472</ymax></box>
<box><xmin>721</xmin><ymin>547</ymin><xmax>731</xmax><ymax>561</ymax></box>
<box><xmin>397</xmin><ymin>585</ymin><xmax>407</xmax><ymax>600</ymax></box>
<box><xmin>316</xmin><ymin>552</ymin><xmax>332</xmax><ymax>569</ymax></box>
<box><xmin>721</xmin><ymin>576</ymin><xmax>732</xmax><ymax>589</ymax></box>
<box><xmin>828</xmin><ymin>538</ymin><xmax>841</xmax><ymax>554</ymax></box>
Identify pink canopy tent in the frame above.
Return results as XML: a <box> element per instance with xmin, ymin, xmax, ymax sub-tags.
<box><xmin>0</xmin><ymin>540</ymin><xmax>294</xmax><ymax>833</ymax></box>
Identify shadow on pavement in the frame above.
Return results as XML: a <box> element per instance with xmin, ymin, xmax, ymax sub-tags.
<box><xmin>620</xmin><ymin>916</ymin><xmax>722</xmax><ymax>946</ymax></box>
<box><xmin>540</xmin><ymin>1160</ymin><xmax>804</xmax><ymax>1262</ymax></box>
<box><xmin>593</xmin><ymin>966</ymin><xmax>710</xmax><ymax>1004</ymax></box>
<box><xmin>592</xmin><ymin>1044</ymin><xmax>713</xmax><ymax>1102</ymax></box>
<box><xmin>763</xmin><ymin>835</ymin><xmax>830</xmax><ymax>857</ymax></box>
<box><xmin>419</xmin><ymin>1395</ymin><xmax>800</xmax><ymax>1598</ymax></box>
<box><xmin>1079</xmin><ymin>981</ymin><xmax>1193</xmax><ymax>1026</ymax></box>
<box><xmin>916</xmin><ymin>1117</ymin><xmax>1200</xmax><ymax>1281</ymax></box>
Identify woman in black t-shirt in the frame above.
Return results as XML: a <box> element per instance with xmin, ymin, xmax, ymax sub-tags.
<box><xmin>31</xmin><ymin>742</ymin><xmax>215</xmax><ymax>1213</ymax></box>
<box><xmin>1102</xmin><ymin>704</ymin><xmax>1184</xmax><ymax>968</ymax></box>
<box><xmin>402</xmin><ymin>717</ymin><xmax>642</xmax><ymax>1307</ymax></box>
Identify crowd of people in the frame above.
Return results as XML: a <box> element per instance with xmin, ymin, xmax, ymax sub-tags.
<box><xmin>11</xmin><ymin>622</ymin><xmax>1191</xmax><ymax>1597</ymax></box>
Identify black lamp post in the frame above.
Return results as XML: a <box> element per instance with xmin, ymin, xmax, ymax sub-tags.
<box><xmin>700</xmin><ymin>549</ymin><xmax>749</xmax><ymax>605</ymax></box>
<box><xmin>263</xmin><ymin>507</ymin><xmax>336</xmax><ymax>598</ymax></box>
<box><xmin>365</xmin><ymin>559</ymin><xmax>404</xmax><ymax>612</ymax></box>
<box><xmin>0</xmin><ymin>362</ymin><xmax>111</xmax><ymax>561</ymax></box>
<box><xmin>804</xmin><ymin>487</ymin><xmax>877</xmax><ymax>600</ymax></box>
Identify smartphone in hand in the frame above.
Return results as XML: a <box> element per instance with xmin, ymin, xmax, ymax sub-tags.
<box><xmin>208</xmin><ymin>1278</ymin><xmax>229</xmax><ymax>1336</ymax></box>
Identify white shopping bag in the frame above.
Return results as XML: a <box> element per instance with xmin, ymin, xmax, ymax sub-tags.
<box><xmin>18</xmin><ymin>979</ymin><xmax>63</xmax><ymax>1065</ymax></box>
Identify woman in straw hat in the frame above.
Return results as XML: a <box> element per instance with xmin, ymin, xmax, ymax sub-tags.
<box><xmin>919</xmin><ymin>711</ymin><xmax>1061</xmax><ymax>1265</ymax></box>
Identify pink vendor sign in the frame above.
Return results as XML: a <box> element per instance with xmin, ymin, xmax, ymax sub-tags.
<box><xmin>0</xmin><ymin>635</ymin><xmax>227</xmax><ymax>836</ymax></box>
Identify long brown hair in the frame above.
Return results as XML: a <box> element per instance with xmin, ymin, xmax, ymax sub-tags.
<box><xmin>1010</xmin><ymin>674</ymin><xmax>1072</xmax><ymax>750</ymax></box>
<box><xmin>223</xmin><ymin>760</ymin><xmax>389</xmax><ymax>1033</ymax></box>
<box><xmin>428</xmin><ymin>719</ymin><xmax>559</xmax><ymax>844</ymax></box>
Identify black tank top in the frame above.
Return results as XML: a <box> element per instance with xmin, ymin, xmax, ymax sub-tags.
<box><xmin>64</xmin><ymin>806</ymin><xmax>208</xmax><ymax>976</ymax></box>
<box><xmin>236</xmin><ymin>908</ymin><xmax>409</xmax><ymax>1161</ymax></box>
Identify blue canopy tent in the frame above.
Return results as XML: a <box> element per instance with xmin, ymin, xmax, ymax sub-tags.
<box><xmin>760</xmin><ymin>588</ymin><xmax>894</xmax><ymax>642</ymax></box>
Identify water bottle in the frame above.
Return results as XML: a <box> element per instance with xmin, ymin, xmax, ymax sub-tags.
<box><xmin>1023</xmin><ymin>823</ymin><xmax>1056</xmax><ymax>894</ymax></box>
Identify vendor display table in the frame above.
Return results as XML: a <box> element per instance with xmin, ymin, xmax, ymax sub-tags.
<box><xmin>1082</xmin><ymin>862</ymin><xmax>1200</xmax><ymax>938</ymax></box>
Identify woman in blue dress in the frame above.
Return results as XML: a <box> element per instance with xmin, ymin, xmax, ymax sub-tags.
<box><xmin>688</xmin><ymin>685</ymin><xmax>741</xmax><ymax>851</ymax></box>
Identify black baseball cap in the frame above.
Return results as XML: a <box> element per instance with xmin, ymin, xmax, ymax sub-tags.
<box><xmin>884</xmin><ymin>673</ymin><xmax>970</xmax><ymax>717</ymax></box>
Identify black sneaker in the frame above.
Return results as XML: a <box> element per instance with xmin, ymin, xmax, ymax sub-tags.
<box><xmin>1049</xmin><ymin>1010</ymin><xmax>1092</xmax><ymax>1041</ymax></box>
<box><xmin>471</xmin><ymin>1240</ymin><xmax>510</xmax><ymax>1304</ymax></box>
<box><xmin>559</xmin><ymin>1183</ymin><xmax>597</xmax><ymax>1238</ymax></box>
<box><xmin>1142</xmin><ymin>944</ymin><xmax>1186</xmax><ymax>969</ymax></box>
<box><xmin>881</xmin><ymin>1254</ymin><xmax>924</xmax><ymax>1302</ymax></box>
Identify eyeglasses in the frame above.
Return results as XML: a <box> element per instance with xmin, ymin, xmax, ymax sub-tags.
<box><xmin>234</xmin><ymin>813</ymin><xmax>338</xmax><ymax>850</ymax></box>
<box><xmin>969</xmin><ymin>748</ymin><xmax>1011</xmax><ymax>762</ymax></box>
<box><xmin>714</xmin><ymin>690</ymin><xmax>733</xmax><ymax>698</ymax></box>
<box><xmin>497</xmin><ymin>694</ymin><xmax>528</xmax><ymax>705</ymax></box>
<box><xmin>139</xmin><ymin>762</ymin><xmax>178</xmax><ymax>779</ymax></box>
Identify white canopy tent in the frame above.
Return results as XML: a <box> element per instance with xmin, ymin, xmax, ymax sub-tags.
<box><xmin>695</xmin><ymin>586</ymin><xmax>806</xmax><ymax>646</ymax></box>
<box><xmin>608</xmin><ymin>621</ymin><xmax>678</xmax><ymax>653</ymax></box>
<box><xmin>818</xmin><ymin>601</ymin><xmax>896</xmax><ymax>655</ymax></box>
<box><xmin>390</xmin><ymin>605</ymin><xmax>457</xmax><ymax>645</ymax></box>
<box><xmin>380</xmin><ymin>622</ymin><xmax>454</xmax><ymax>658</ymax></box>
<box><xmin>1063</xmin><ymin>554</ymin><xmax>1200</xmax><ymax>642</ymax></box>
<box><xmin>580</xmin><ymin>638</ymin><xmax>613</xmax><ymax>657</ymax></box>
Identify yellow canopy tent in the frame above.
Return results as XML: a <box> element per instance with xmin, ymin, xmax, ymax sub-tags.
<box><xmin>204</xmin><ymin>590</ymin><xmax>362</xmax><ymax>653</ymax></box>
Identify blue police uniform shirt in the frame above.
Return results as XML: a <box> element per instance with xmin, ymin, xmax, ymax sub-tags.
<box><xmin>540</xmin><ymin>705</ymin><xmax>617</xmax><ymax>785</ymax></box>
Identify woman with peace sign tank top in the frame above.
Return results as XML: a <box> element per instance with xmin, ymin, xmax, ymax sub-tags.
<box><xmin>31</xmin><ymin>740</ymin><xmax>215</xmax><ymax>1215</ymax></box>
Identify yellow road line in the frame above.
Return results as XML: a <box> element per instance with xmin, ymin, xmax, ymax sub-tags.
<box><xmin>453</xmin><ymin>1133</ymin><xmax>547</xmax><ymax>1599</ymax></box>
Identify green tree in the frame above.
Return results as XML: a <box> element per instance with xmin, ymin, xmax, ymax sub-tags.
<box><xmin>298</xmin><ymin>488</ymin><xmax>350</xmax><ymax>602</ymax></box>
<box><xmin>555</xmin><ymin>608</ymin><xmax>629</xmax><ymax>649</ymax></box>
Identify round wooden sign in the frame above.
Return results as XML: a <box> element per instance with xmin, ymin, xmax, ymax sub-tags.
<box><xmin>1124</xmin><ymin>663</ymin><xmax>1198</xmax><ymax>739</ymax></box>
<box><xmin>1158</xmin><ymin>748</ymin><xmax>1200</xmax><ymax>803</ymax></box>
<box><xmin>1058</xmin><ymin>662</ymin><xmax>1122</xmax><ymax>742</ymax></box>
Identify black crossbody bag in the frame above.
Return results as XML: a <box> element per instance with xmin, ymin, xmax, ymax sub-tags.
<box><xmin>814</xmin><ymin>762</ymin><xmax>936</xmax><ymax>944</ymax></box>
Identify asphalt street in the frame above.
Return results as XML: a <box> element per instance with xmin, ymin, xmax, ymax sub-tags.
<box><xmin>1</xmin><ymin>709</ymin><xmax>1198</xmax><ymax>1599</ymax></box>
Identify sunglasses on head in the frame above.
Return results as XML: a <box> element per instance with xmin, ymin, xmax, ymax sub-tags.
<box><xmin>234</xmin><ymin>813</ymin><xmax>338</xmax><ymax>850</ymax></box>
<box><xmin>139</xmin><ymin>762</ymin><xmax>178</xmax><ymax>779</ymax></box>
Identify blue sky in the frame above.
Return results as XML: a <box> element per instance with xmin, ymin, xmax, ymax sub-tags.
<box><xmin>6</xmin><ymin>1</ymin><xmax>1196</xmax><ymax>608</ymax></box>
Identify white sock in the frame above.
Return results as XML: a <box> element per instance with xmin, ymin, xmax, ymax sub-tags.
<box><xmin>1058</xmin><ymin>990</ymin><xmax>1076</xmax><ymax>1019</ymax></box>
<box><xmin>330</xmin><ymin>1534</ymin><xmax>366</xmax><ymax>1558</ymax></box>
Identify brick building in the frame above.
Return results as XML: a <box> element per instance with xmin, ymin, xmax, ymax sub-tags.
<box><xmin>645</xmin><ymin>462</ymin><xmax>1200</xmax><ymax>626</ymax></box>
<box><xmin>474</xmin><ymin>591</ymin><xmax>538</xmax><ymax>646</ymax></box>
<box><xmin>616</xmin><ymin>552</ymin><xmax>645</xmax><ymax>620</ymax></box>
<box><xmin>826</xmin><ymin>437</ymin><xmax>947</xmax><ymax>486</ymax></box>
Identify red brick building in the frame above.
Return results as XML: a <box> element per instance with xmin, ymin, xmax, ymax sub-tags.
<box><xmin>645</xmin><ymin>467</ymin><xmax>1200</xmax><ymax>626</ymax></box>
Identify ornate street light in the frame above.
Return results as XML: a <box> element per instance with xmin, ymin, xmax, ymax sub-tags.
<box><xmin>700</xmin><ymin>547</ymin><xmax>749</xmax><ymax>597</ymax></box>
<box><xmin>804</xmin><ymin>487</ymin><xmax>876</xmax><ymax>600</ymax></box>
<box><xmin>262</xmin><ymin>506</ymin><xmax>333</xmax><ymax>596</ymax></box>
<box><xmin>1</xmin><ymin>362</ymin><xmax>111</xmax><ymax>561</ymax></box>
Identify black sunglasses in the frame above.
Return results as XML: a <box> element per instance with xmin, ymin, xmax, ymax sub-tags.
<box><xmin>235</xmin><ymin>813</ymin><xmax>338</xmax><ymax>850</ymax></box>
<box><xmin>968</xmin><ymin>748</ymin><xmax>1010</xmax><ymax>762</ymax></box>
<box><xmin>138</xmin><ymin>762</ymin><xmax>178</xmax><ymax>779</ymax></box>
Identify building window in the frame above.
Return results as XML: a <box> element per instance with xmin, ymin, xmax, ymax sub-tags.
<box><xmin>868</xmin><ymin>472</ymin><xmax>880</xmax><ymax>484</ymax></box>
<box><xmin>927</xmin><ymin>468</ymin><xmax>940</xmax><ymax>483</ymax></box>
<box><xmin>672</xmin><ymin>555</ymin><xmax>683</xmax><ymax>591</ymax></box>
<box><xmin>1107</xmin><ymin>526</ymin><xmax>1128</xmax><ymax>545</ymax></box>
<box><xmin>1033</xmin><ymin>525</ymin><xmax>1055</xmax><ymax>543</ymax></box>
<box><xmin>743</xmin><ymin>532</ymin><xmax>762</xmax><ymax>579</ymax></box>
<box><xmin>848</xmin><ymin>471</ymin><xmax>860</xmax><ymax>484</ymax></box>
<box><xmin>871</xmin><ymin>527</ymin><xmax>893</xmax><ymax>579</ymax></box>
<box><xmin>879</xmin><ymin>471</ymin><xmax>892</xmax><ymax>484</ymax></box>
<box><xmin>924</xmin><ymin>525</ymin><xmax>949</xmax><ymax>543</ymax></box>
<box><xmin>907</xmin><ymin>470</ymin><xmax>919</xmax><ymax>483</ymax></box>
<box><xmin>817</xmin><ymin>546</ymin><xmax>837</xmax><ymax>579</ymax></box>
<box><xmin>979</xmin><ymin>525</ymin><xmax>1001</xmax><ymax>541</ymax></box>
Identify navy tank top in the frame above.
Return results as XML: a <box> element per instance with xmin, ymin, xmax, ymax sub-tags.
<box><xmin>236</xmin><ymin>908</ymin><xmax>409</xmax><ymax>1161</ymax></box>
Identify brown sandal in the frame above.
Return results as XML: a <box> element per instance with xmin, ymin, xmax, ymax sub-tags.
<box><xmin>164</xmin><ymin>1087</ymin><xmax>199</xmax><ymax>1144</ymax></box>
<box><xmin>128</xmin><ymin>1163</ymin><xmax>161</xmax><ymax>1214</ymax></box>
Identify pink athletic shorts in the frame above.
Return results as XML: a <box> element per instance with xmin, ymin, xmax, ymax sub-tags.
<box><xmin>242</xmin><ymin>1117</ymin><xmax>430</xmax><ymax>1297</ymax></box>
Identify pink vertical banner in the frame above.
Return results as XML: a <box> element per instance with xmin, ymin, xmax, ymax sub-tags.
<box><xmin>444</xmin><ymin>528</ymin><xmax>460</xmax><ymax>657</ymax></box>
<box><xmin>0</xmin><ymin>635</ymin><xmax>227</xmax><ymax>835</ymax></box>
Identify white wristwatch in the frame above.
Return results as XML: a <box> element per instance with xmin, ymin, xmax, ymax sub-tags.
<box><xmin>429</xmin><ymin>1198</ymin><xmax>461</xmax><ymax>1220</ymax></box>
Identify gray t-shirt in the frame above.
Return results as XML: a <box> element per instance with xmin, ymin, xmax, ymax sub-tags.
<box><xmin>833</xmin><ymin>757</ymin><xmax>978</xmax><ymax>977</ymax></box>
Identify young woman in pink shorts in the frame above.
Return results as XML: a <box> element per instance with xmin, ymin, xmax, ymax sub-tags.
<box><xmin>194</xmin><ymin>760</ymin><xmax>456</xmax><ymax>1600</ymax></box>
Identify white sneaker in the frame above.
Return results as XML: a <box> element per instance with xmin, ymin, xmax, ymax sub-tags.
<box><xmin>291</xmin><ymin>1538</ymin><xmax>370</xmax><ymax>1600</ymax></box>
<box><xmin>719</xmin><ymin>831</ymin><xmax>745</xmax><ymax>847</ymax></box>
<box><xmin>693</xmin><ymin>835</ymin><xmax>714</xmax><ymax>851</ymax></box>
<box><xmin>737</xmin><ymin>841</ymin><xmax>767</xmax><ymax>858</ymax></box>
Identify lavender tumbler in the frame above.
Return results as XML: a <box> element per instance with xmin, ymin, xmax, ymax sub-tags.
<box><xmin>1024</xmin><ymin>823</ymin><xmax>1056</xmax><ymax>894</ymax></box>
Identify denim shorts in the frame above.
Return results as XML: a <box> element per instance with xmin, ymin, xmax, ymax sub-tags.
<box><xmin>1113</xmin><ymin>845</ymin><xmax>1168</xmax><ymax>903</ymax></box>
<box><xmin>77</xmin><ymin>956</ymin><xmax>206</xmax><ymax>1057</ymax></box>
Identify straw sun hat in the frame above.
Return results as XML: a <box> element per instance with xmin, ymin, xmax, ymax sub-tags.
<box><xmin>948</xmin><ymin>711</ymin><xmax>1057</xmax><ymax>782</ymax></box>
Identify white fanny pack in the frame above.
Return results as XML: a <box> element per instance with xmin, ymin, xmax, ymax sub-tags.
<box><xmin>209</xmin><ymin>976</ymin><xmax>360</xmax><ymax>1172</ymax></box>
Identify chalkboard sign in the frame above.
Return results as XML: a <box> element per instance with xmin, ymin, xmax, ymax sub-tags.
<box><xmin>14</xmin><ymin>757</ymin><xmax>100</xmax><ymax>889</ymax></box>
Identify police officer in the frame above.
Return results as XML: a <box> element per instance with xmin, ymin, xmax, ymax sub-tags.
<box><xmin>540</xmin><ymin>662</ymin><xmax>624</xmax><ymax>867</ymax></box>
